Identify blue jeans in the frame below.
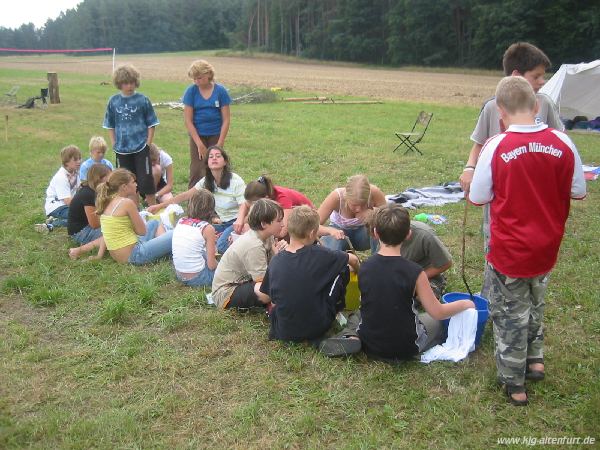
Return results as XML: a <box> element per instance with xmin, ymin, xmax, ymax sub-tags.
<box><xmin>48</xmin><ymin>205</ymin><xmax>69</xmax><ymax>227</ymax></box>
<box><xmin>71</xmin><ymin>225</ymin><xmax>102</xmax><ymax>245</ymax></box>
<box><xmin>128</xmin><ymin>219</ymin><xmax>173</xmax><ymax>265</ymax></box>
<box><xmin>176</xmin><ymin>264</ymin><xmax>215</xmax><ymax>287</ymax></box>
<box><xmin>321</xmin><ymin>224</ymin><xmax>378</xmax><ymax>254</ymax></box>
<box><xmin>214</xmin><ymin>219</ymin><xmax>235</xmax><ymax>254</ymax></box>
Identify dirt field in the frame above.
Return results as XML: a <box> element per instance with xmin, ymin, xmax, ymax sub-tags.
<box><xmin>1</xmin><ymin>54</ymin><xmax>499</xmax><ymax>107</ymax></box>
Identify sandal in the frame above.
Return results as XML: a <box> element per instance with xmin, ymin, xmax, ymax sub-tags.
<box><xmin>504</xmin><ymin>384</ymin><xmax>528</xmax><ymax>406</ymax></box>
<box><xmin>525</xmin><ymin>358</ymin><xmax>545</xmax><ymax>381</ymax></box>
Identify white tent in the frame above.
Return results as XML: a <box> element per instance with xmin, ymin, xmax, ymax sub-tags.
<box><xmin>540</xmin><ymin>60</ymin><xmax>600</xmax><ymax>120</ymax></box>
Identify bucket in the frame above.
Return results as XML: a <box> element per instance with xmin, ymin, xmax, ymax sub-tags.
<box><xmin>442</xmin><ymin>292</ymin><xmax>489</xmax><ymax>346</ymax></box>
<box><xmin>345</xmin><ymin>272</ymin><xmax>360</xmax><ymax>310</ymax></box>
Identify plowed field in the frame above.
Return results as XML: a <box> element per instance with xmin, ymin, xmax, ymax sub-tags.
<box><xmin>1</xmin><ymin>53</ymin><xmax>499</xmax><ymax>107</ymax></box>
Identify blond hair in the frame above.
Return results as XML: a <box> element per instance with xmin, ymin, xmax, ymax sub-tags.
<box><xmin>89</xmin><ymin>136</ymin><xmax>108</xmax><ymax>153</ymax></box>
<box><xmin>148</xmin><ymin>143</ymin><xmax>161</xmax><ymax>163</ymax></box>
<box><xmin>495</xmin><ymin>76</ymin><xmax>536</xmax><ymax>115</ymax></box>
<box><xmin>345</xmin><ymin>174</ymin><xmax>371</xmax><ymax>205</ymax></box>
<box><xmin>288</xmin><ymin>205</ymin><xmax>319</xmax><ymax>239</ymax></box>
<box><xmin>95</xmin><ymin>169</ymin><xmax>134</xmax><ymax>215</ymax></box>
<box><xmin>112</xmin><ymin>64</ymin><xmax>141</xmax><ymax>89</ymax></box>
<box><xmin>60</xmin><ymin>145</ymin><xmax>82</xmax><ymax>166</ymax></box>
<box><xmin>86</xmin><ymin>163</ymin><xmax>112</xmax><ymax>191</ymax></box>
<box><xmin>187</xmin><ymin>59</ymin><xmax>215</xmax><ymax>81</ymax></box>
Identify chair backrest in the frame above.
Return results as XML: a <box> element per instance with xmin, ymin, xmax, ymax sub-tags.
<box><xmin>413</xmin><ymin>111</ymin><xmax>433</xmax><ymax>143</ymax></box>
<box><xmin>3</xmin><ymin>85</ymin><xmax>20</xmax><ymax>104</ymax></box>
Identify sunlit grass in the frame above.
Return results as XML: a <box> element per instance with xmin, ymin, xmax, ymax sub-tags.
<box><xmin>0</xmin><ymin>63</ymin><xmax>598</xmax><ymax>448</ymax></box>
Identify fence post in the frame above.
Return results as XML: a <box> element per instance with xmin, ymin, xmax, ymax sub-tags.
<box><xmin>47</xmin><ymin>72</ymin><xmax>61</xmax><ymax>104</ymax></box>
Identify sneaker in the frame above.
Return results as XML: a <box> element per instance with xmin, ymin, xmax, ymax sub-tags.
<box><xmin>45</xmin><ymin>216</ymin><xmax>55</xmax><ymax>224</ymax></box>
<box><xmin>34</xmin><ymin>223</ymin><xmax>53</xmax><ymax>233</ymax></box>
<box><xmin>318</xmin><ymin>336</ymin><xmax>361</xmax><ymax>357</ymax></box>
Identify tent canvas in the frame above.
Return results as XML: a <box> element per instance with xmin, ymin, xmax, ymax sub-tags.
<box><xmin>540</xmin><ymin>60</ymin><xmax>600</xmax><ymax>120</ymax></box>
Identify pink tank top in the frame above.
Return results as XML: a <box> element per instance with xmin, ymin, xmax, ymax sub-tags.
<box><xmin>329</xmin><ymin>188</ymin><xmax>370</xmax><ymax>229</ymax></box>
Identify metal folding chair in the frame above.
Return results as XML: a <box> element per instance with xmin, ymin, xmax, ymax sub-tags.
<box><xmin>3</xmin><ymin>85</ymin><xmax>20</xmax><ymax>105</ymax></box>
<box><xmin>393</xmin><ymin>111</ymin><xmax>433</xmax><ymax>155</ymax></box>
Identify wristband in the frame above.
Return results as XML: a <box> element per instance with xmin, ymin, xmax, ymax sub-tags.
<box><xmin>463</xmin><ymin>165</ymin><xmax>475</xmax><ymax>171</ymax></box>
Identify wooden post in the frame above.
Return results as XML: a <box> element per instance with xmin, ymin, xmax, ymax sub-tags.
<box><xmin>47</xmin><ymin>72</ymin><xmax>60</xmax><ymax>104</ymax></box>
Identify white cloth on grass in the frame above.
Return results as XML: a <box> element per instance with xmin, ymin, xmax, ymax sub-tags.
<box><xmin>420</xmin><ymin>308</ymin><xmax>477</xmax><ymax>363</ymax></box>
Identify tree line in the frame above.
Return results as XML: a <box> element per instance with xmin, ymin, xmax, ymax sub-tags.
<box><xmin>1</xmin><ymin>0</ymin><xmax>599</xmax><ymax>69</ymax></box>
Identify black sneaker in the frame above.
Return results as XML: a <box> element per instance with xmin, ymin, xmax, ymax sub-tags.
<box><xmin>318</xmin><ymin>336</ymin><xmax>361</xmax><ymax>357</ymax></box>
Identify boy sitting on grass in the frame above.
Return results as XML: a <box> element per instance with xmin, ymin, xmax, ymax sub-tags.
<box><xmin>79</xmin><ymin>136</ymin><xmax>114</xmax><ymax>182</ymax></box>
<box><xmin>470</xmin><ymin>76</ymin><xmax>586</xmax><ymax>406</ymax></box>
<box><xmin>149</xmin><ymin>143</ymin><xmax>174</xmax><ymax>204</ymax></box>
<box><xmin>36</xmin><ymin>145</ymin><xmax>82</xmax><ymax>232</ymax></box>
<box><xmin>211</xmin><ymin>198</ymin><xmax>284</xmax><ymax>310</ymax></box>
<box><xmin>320</xmin><ymin>204</ymin><xmax>474</xmax><ymax>360</ymax></box>
<box><xmin>260</xmin><ymin>205</ymin><xmax>359</xmax><ymax>343</ymax></box>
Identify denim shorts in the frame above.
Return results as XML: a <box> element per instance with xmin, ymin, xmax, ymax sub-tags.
<box><xmin>71</xmin><ymin>225</ymin><xmax>102</xmax><ymax>245</ymax></box>
<box><xmin>128</xmin><ymin>220</ymin><xmax>174</xmax><ymax>265</ymax></box>
<box><xmin>176</xmin><ymin>266</ymin><xmax>215</xmax><ymax>287</ymax></box>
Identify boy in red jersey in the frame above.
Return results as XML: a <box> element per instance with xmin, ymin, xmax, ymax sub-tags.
<box><xmin>470</xmin><ymin>76</ymin><xmax>586</xmax><ymax>406</ymax></box>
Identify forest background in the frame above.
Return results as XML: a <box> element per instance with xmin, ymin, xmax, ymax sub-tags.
<box><xmin>1</xmin><ymin>0</ymin><xmax>599</xmax><ymax>69</ymax></box>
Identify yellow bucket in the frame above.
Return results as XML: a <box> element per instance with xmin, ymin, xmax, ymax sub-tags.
<box><xmin>345</xmin><ymin>271</ymin><xmax>360</xmax><ymax>310</ymax></box>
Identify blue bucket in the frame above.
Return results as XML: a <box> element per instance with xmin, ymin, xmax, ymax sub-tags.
<box><xmin>442</xmin><ymin>292</ymin><xmax>489</xmax><ymax>347</ymax></box>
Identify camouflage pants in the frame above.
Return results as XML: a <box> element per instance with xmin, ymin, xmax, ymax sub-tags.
<box><xmin>485</xmin><ymin>264</ymin><xmax>549</xmax><ymax>387</ymax></box>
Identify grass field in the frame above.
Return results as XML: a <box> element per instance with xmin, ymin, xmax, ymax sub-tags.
<box><xmin>0</xmin><ymin>58</ymin><xmax>599</xmax><ymax>449</ymax></box>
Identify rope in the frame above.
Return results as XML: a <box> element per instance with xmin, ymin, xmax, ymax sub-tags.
<box><xmin>461</xmin><ymin>199</ymin><xmax>474</xmax><ymax>301</ymax></box>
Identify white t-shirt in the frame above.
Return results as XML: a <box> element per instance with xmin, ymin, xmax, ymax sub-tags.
<box><xmin>158</xmin><ymin>150</ymin><xmax>173</xmax><ymax>183</ymax></box>
<box><xmin>172</xmin><ymin>218</ymin><xmax>209</xmax><ymax>273</ymax></box>
<box><xmin>44</xmin><ymin>167</ymin><xmax>80</xmax><ymax>215</ymax></box>
<box><xmin>194</xmin><ymin>173</ymin><xmax>245</xmax><ymax>223</ymax></box>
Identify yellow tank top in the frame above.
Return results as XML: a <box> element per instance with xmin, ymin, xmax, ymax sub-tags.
<box><xmin>100</xmin><ymin>214</ymin><xmax>138</xmax><ymax>251</ymax></box>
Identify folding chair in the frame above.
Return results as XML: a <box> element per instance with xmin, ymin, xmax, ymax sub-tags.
<box><xmin>393</xmin><ymin>111</ymin><xmax>433</xmax><ymax>155</ymax></box>
<box><xmin>3</xmin><ymin>85</ymin><xmax>20</xmax><ymax>105</ymax></box>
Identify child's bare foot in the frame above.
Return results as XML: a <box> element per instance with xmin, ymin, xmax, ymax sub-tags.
<box><xmin>68</xmin><ymin>247</ymin><xmax>81</xmax><ymax>260</ymax></box>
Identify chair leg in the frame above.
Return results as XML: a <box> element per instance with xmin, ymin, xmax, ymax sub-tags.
<box><xmin>393</xmin><ymin>135</ymin><xmax>410</xmax><ymax>153</ymax></box>
<box><xmin>403</xmin><ymin>140</ymin><xmax>423</xmax><ymax>156</ymax></box>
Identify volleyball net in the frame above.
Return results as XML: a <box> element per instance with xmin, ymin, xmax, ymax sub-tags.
<box><xmin>0</xmin><ymin>47</ymin><xmax>117</xmax><ymax>71</ymax></box>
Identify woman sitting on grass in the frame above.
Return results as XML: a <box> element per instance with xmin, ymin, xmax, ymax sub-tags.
<box><xmin>148</xmin><ymin>145</ymin><xmax>245</xmax><ymax>254</ymax></box>
<box><xmin>68</xmin><ymin>163</ymin><xmax>112</xmax><ymax>260</ymax></box>
<box><xmin>318</xmin><ymin>174</ymin><xmax>387</xmax><ymax>253</ymax></box>
<box><xmin>97</xmin><ymin>169</ymin><xmax>173</xmax><ymax>265</ymax></box>
<box><xmin>236</xmin><ymin>175</ymin><xmax>314</xmax><ymax>238</ymax></box>
<box><xmin>172</xmin><ymin>189</ymin><xmax>218</xmax><ymax>287</ymax></box>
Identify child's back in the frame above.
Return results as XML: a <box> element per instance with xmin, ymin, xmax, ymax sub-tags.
<box><xmin>172</xmin><ymin>218</ymin><xmax>211</xmax><ymax>273</ymax></box>
<box><xmin>263</xmin><ymin>244</ymin><xmax>349</xmax><ymax>342</ymax></box>
<box><xmin>471</xmin><ymin>123</ymin><xmax>585</xmax><ymax>276</ymax></box>
<box><xmin>358</xmin><ymin>254</ymin><xmax>425</xmax><ymax>359</ymax></box>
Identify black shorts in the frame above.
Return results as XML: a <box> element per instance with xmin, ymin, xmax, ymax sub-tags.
<box><xmin>116</xmin><ymin>145</ymin><xmax>156</xmax><ymax>195</ymax></box>
<box><xmin>226</xmin><ymin>281</ymin><xmax>264</xmax><ymax>309</ymax></box>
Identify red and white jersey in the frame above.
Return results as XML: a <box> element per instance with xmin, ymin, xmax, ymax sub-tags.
<box><xmin>470</xmin><ymin>123</ymin><xmax>586</xmax><ymax>278</ymax></box>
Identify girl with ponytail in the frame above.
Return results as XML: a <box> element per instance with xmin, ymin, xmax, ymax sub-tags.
<box><xmin>97</xmin><ymin>169</ymin><xmax>173</xmax><ymax>265</ymax></box>
<box><xmin>238</xmin><ymin>175</ymin><xmax>314</xmax><ymax>239</ymax></box>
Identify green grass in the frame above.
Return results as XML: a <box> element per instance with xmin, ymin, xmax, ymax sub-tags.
<box><xmin>1</xmin><ymin>59</ymin><xmax>599</xmax><ymax>449</ymax></box>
